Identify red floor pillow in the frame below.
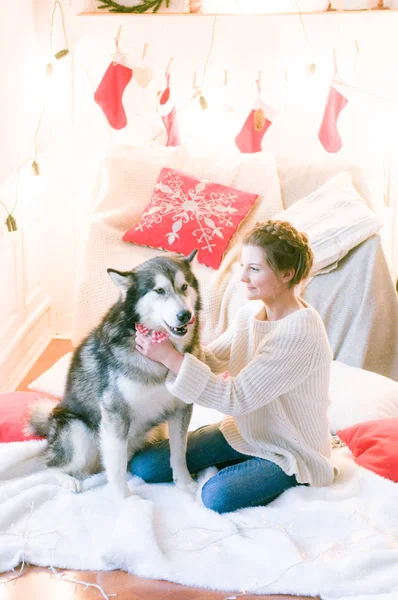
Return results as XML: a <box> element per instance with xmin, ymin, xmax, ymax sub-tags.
<box><xmin>0</xmin><ymin>391</ymin><xmax>59</xmax><ymax>442</ymax></box>
<box><xmin>337</xmin><ymin>418</ymin><xmax>398</xmax><ymax>482</ymax></box>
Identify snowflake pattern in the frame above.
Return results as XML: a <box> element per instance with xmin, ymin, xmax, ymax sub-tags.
<box><xmin>125</xmin><ymin>168</ymin><xmax>258</xmax><ymax>269</ymax></box>
<box><xmin>135</xmin><ymin>170</ymin><xmax>239</xmax><ymax>253</ymax></box>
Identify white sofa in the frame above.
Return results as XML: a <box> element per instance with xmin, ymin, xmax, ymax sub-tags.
<box><xmin>28</xmin><ymin>143</ymin><xmax>398</xmax><ymax>435</ymax></box>
<box><xmin>71</xmin><ymin>143</ymin><xmax>398</xmax><ymax>380</ymax></box>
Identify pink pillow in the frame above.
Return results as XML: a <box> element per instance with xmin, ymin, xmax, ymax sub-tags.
<box><xmin>0</xmin><ymin>391</ymin><xmax>59</xmax><ymax>443</ymax></box>
<box><xmin>337</xmin><ymin>418</ymin><xmax>398</xmax><ymax>482</ymax></box>
<box><xmin>123</xmin><ymin>167</ymin><xmax>259</xmax><ymax>270</ymax></box>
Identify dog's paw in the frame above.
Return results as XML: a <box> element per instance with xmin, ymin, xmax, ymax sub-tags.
<box><xmin>185</xmin><ymin>481</ymin><xmax>198</xmax><ymax>497</ymax></box>
<box><xmin>54</xmin><ymin>473</ymin><xmax>81</xmax><ymax>493</ymax></box>
<box><xmin>175</xmin><ymin>478</ymin><xmax>198</xmax><ymax>497</ymax></box>
<box><xmin>112</xmin><ymin>485</ymin><xmax>134</xmax><ymax>504</ymax></box>
<box><xmin>125</xmin><ymin>487</ymin><xmax>135</xmax><ymax>499</ymax></box>
<box><xmin>80</xmin><ymin>472</ymin><xmax>107</xmax><ymax>493</ymax></box>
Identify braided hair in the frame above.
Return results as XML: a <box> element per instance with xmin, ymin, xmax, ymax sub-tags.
<box><xmin>243</xmin><ymin>220</ymin><xmax>314</xmax><ymax>287</ymax></box>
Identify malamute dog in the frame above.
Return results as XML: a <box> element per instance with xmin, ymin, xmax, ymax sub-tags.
<box><xmin>27</xmin><ymin>250</ymin><xmax>201</xmax><ymax>500</ymax></box>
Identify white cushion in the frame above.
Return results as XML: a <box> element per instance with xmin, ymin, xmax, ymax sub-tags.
<box><xmin>328</xmin><ymin>361</ymin><xmax>398</xmax><ymax>434</ymax></box>
<box><xmin>275</xmin><ymin>154</ymin><xmax>381</xmax><ymax>213</ymax></box>
<box><xmin>273</xmin><ymin>171</ymin><xmax>382</xmax><ymax>276</ymax></box>
<box><xmin>29</xmin><ymin>355</ymin><xmax>398</xmax><ymax>436</ymax></box>
<box><xmin>71</xmin><ymin>144</ymin><xmax>284</xmax><ymax>346</ymax></box>
<box><xmin>198</xmin><ymin>171</ymin><xmax>383</xmax><ymax>343</ymax></box>
<box><xmin>28</xmin><ymin>351</ymin><xmax>73</xmax><ymax>398</ymax></box>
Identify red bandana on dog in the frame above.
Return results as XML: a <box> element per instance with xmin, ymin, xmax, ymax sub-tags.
<box><xmin>135</xmin><ymin>323</ymin><xmax>169</xmax><ymax>344</ymax></box>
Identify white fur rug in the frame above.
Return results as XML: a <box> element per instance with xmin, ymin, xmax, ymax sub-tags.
<box><xmin>1</xmin><ymin>441</ymin><xmax>398</xmax><ymax>600</ymax></box>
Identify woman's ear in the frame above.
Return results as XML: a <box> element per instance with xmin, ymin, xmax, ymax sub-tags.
<box><xmin>281</xmin><ymin>268</ymin><xmax>295</xmax><ymax>284</ymax></box>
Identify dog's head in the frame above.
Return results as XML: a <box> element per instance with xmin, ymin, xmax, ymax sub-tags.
<box><xmin>107</xmin><ymin>250</ymin><xmax>201</xmax><ymax>341</ymax></box>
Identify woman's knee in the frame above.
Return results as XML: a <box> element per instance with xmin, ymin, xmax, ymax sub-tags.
<box><xmin>201</xmin><ymin>477</ymin><xmax>232</xmax><ymax>514</ymax></box>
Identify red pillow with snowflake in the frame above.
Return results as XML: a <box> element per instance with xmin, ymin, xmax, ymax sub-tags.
<box><xmin>123</xmin><ymin>168</ymin><xmax>259</xmax><ymax>269</ymax></box>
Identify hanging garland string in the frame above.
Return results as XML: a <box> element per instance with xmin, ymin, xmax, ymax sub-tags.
<box><xmin>1</xmin><ymin>0</ymin><xmax>71</xmax><ymax>233</ymax></box>
<box><xmin>97</xmin><ymin>0</ymin><xmax>170</xmax><ymax>13</ymax></box>
<box><xmin>50</xmin><ymin>1</ymin><xmax>69</xmax><ymax>59</ymax></box>
<box><xmin>0</xmin><ymin>159</ymin><xmax>31</xmax><ymax>232</ymax></box>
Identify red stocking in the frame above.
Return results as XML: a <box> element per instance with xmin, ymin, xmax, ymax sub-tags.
<box><xmin>235</xmin><ymin>99</ymin><xmax>276</xmax><ymax>154</ymax></box>
<box><xmin>158</xmin><ymin>73</ymin><xmax>181</xmax><ymax>147</ymax></box>
<box><xmin>94</xmin><ymin>62</ymin><xmax>133</xmax><ymax>130</ymax></box>
<box><xmin>318</xmin><ymin>80</ymin><xmax>349</xmax><ymax>153</ymax></box>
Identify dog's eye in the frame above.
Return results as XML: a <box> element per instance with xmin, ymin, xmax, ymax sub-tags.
<box><xmin>181</xmin><ymin>284</ymin><xmax>188</xmax><ymax>292</ymax></box>
<box><xmin>154</xmin><ymin>288</ymin><xmax>166</xmax><ymax>295</ymax></box>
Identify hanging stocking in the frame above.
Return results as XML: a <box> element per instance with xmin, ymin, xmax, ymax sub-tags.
<box><xmin>235</xmin><ymin>79</ymin><xmax>277</xmax><ymax>153</ymax></box>
<box><xmin>94</xmin><ymin>62</ymin><xmax>133</xmax><ymax>130</ymax></box>
<box><xmin>318</xmin><ymin>77</ymin><xmax>349</xmax><ymax>153</ymax></box>
<box><xmin>158</xmin><ymin>73</ymin><xmax>181</xmax><ymax>147</ymax></box>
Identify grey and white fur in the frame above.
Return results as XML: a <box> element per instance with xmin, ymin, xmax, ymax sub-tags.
<box><xmin>27</xmin><ymin>250</ymin><xmax>201</xmax><ymax>500</ymax></box>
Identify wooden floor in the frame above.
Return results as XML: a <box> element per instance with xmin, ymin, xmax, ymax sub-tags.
<box><xmin>0</xmin><ymin>339</ymin><xmax>319</xmax><ymax>600</ymax></box>
<box><xmin>16</xmin><ymin>339</ymin><xmax>73</xmax><ymax>392</ymax></box>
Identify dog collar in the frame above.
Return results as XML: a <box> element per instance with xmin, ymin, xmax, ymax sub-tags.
<box><xmin>135</xmin><ymin>323</ymin><xmax>169</xmax><ymax>344</ymax></box>
<box><xmin>135</xmin><ymin>316</ymin><xmax>195</xmax><ymax>344</ymax></box>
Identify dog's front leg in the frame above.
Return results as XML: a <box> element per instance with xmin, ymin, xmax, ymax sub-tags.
<box><xmin>100</xmin><ymin>403</ymin><xmax>131</xmax><ymax>500</ymax></box>
<box><xmin>168</xmin><ymin>404</ymin><xmax>196</xmax><ymax>496</ymax></box>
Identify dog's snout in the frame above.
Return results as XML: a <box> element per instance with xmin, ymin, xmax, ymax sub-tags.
<box><xmin>176</xmin><ymin>310</ymin><xmax>192</xmax><ymax>324</ymax></box>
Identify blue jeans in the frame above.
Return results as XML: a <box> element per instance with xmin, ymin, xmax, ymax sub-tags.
<box><xmin>130</xmin><ymin>423</ymin><xmax>300</xmax><ymax>514</ymax></box>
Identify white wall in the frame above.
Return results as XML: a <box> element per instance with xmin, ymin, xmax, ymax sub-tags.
<box><xmin>0</xmin><ymin>2</ymin><xmax>42</xmax><ymax>183</ymax></box>
<box><xmin>2</xmin><ymin>4</ymin><xmax>398</xmax><ymax>342</ymax></box>
<box><xmin>69</xmin><ymin>8</ymin><xmax>398</xmax><ymax>316</ymax></box>
<box><xmin>0</xmin><ymin>1</ymin><xmax>53</xmax><ymax>389</ymax></box>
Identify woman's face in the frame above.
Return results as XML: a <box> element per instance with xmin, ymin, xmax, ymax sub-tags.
<box><xmin>240</xmin><ymin>244</ymin><xmax>285</xmax><ymax>303</ymax></box>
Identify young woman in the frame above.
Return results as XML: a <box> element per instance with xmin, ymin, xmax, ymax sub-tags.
<box><xmin>132</xmin><ymin>219</ymin><xmax>336</xmax><ymax>513</ymax></box>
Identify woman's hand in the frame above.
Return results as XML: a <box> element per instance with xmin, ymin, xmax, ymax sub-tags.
<box><xmin>135</xmin><ymin>332</ymin><xmax>184</xmax><ymax>374</ymax></box>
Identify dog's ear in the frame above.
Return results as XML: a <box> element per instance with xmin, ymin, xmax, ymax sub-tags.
<box><xmin>184</xmin><ymin>249</ymin><xmax>198</xmax><ymax>263</ymax></box>
<box><xmin>107</xmin><ymin>268</ymin><xmax>135</xmax><ymax>292</ymax></box>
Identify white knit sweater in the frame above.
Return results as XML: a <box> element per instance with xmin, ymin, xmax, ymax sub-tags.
<box><xmin>166</xmin><ymin>300</ymin><xmax>336</xmax><ymax>487</ymax></box>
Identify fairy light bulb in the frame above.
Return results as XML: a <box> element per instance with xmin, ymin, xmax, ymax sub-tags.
<box><xmin>306</xmin><ymin>63</ymin><xmax>317</xmax><ymax>76</ymax></box>
<box><xmin>192</xmin><ymin>74</ymin><xmax>208</xmax><ymax>110</ymax></box>
<box><xmin>54</xmin><ymin>48</ymin><xmax>69</xmax><ymax>60</ymax></box>
<box><xmin>31</xmin><ymin>161</ymin><xmax>40</xmax><ymax>177</ymax></box>
<box><xmin>199</xmin><ymin>94</ymin><xmax>208</xmax><ymax>110</ymax></box>
<box><xmin>46</xmin><ymin>62</ymin><xmax>54</xmax><ymax>77</ymax></box>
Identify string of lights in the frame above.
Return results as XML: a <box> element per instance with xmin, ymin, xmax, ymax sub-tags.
<box><xmin>0</xmin><ymin>0</ymin><xmax>69</xmax><ymax>232</ymax></box>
